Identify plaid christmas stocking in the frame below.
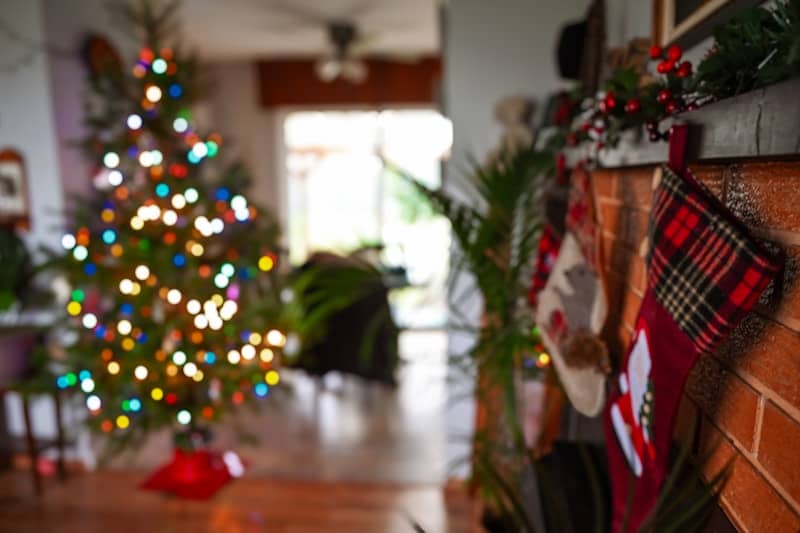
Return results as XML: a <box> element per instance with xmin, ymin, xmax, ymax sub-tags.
<box><xmin>604</xmin><ymin>127</ymin><xmax>782</xmax><ymax>531</ymax></box>
<box><xmin>536</xmin><ymin>164</ymin><xmax>609</xmax><ymax>417</ymax></box>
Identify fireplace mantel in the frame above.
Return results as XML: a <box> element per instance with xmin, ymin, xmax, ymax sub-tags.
<box><xmin>564</xmin><ymin>77</ymin><xmax>800</xmax><ymax>169</ymax></box>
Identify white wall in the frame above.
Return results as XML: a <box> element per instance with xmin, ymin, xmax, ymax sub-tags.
<box><xmin>444</xmin><ymin>0</ymin><xmax>590</xmax><ymax>162</ymax></box>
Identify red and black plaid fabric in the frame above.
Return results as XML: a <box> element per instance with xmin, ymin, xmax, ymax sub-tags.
<box><xmin>528</xmin><ymin>224</ymin><xmax>562</xmax><ymax>307</ymax></box>
<box><xmin>647</xmin><ymin>166</ymin><xmax>781</xmax><ymax>354</ymax></box>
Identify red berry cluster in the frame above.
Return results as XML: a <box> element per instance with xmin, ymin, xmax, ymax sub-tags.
<box><xmin>598</xmin><ymin>91</ymin><xmax>642</xmax><ymax>115</ymax></box>
<box><xmin>564</xmin><ymin>42</ymin><xmax>703</xmax><ymax>150</ymax></box>
<box><xmin>597</xmin><ymin>90</ymin><xmax>642</xmax><ymax>117</ymax></box>
<box><xmin>651</xmin><ymin>45</ymin><xmax>692</xmax><ymax>78</ymax></box>
<box><xmin>646</xmin><ymin>44</ymin><xmax>698</xmax><ymax>141</ymax></box>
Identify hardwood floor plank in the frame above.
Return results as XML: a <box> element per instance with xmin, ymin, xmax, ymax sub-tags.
<box><xmin>0</xmin><ymin>470</ymin><xmax>480</xmax><ymax>533</ymax></box>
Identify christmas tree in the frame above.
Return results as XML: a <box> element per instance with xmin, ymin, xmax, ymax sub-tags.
<box><xmin>54</xmin><ymin>1</ymin><xmax>289</xmax><ymax>449</ymax></box>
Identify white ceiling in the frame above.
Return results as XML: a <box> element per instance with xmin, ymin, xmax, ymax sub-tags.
<box><xmin>178</xmin><ymin>0</ymin><xmax>441</xmax><ymax>61</ymax></box>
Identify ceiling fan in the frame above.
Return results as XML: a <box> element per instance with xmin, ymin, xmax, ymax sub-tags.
<box><xmin>268</xmin><ymin>0</ymin><xmax>424</xmax><ymax>85</ymax></box>
<box><xmin>315</xmin><ymin>21</ymin><xmax>369</xmax><ymax>84</ymax></box>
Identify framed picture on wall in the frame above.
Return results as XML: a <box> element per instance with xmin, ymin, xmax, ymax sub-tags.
<box><xmin>0</xmin><ymin>149</ymin><xmax>30</xmax><ymax>229</ymax></box>
<box><xmin>652</xmin><ymin>0</ymin><xmax>760</xmax><ymax>47</ymax></box>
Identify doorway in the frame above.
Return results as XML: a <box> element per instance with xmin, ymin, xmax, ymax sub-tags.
<box><xmin>284</xmin><ymin>109</ymin><xmax>452</xmax><ymax>330</ymax></box>
<box><xmin>269</xmin><ymin>109</ymin><xmax>454</xmax><ymax>484</ymax></box>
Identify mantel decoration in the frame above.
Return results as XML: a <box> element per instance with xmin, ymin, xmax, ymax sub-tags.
<box><xmin>48</xmin><ymin>0</ymin><xmax>292</xmax><ymax>498</ymax></box>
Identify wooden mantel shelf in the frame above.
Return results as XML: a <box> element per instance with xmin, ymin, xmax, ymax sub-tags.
<box><xmin>564</xmin><ymin>77</ymin><xmax>800</xmax><ymax>168</ymax></box>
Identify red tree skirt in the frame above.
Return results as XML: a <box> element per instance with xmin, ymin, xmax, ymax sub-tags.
<box><xmin>140</xmin><ymin>448</ymin><xmax>245</xmax><ymax>500</ymax></box>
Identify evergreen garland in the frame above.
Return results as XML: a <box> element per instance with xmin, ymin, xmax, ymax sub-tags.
<box><xmin>695</xmin><ymin>0</ymin><xmax>800</xmax><ymax>99</ymax></box>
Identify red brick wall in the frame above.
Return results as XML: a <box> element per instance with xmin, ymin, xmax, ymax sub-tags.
<box><xmin>593</xmin><ymin>162</ymin><xmax>800</xmax><ymax>532</ymax></box>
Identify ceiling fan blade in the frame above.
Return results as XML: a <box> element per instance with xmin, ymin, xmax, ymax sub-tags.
<box><xmin>315</xmin><ymin>58</ymin><xmax>342</xmax><ymax>82</ymax></box>
<box><xmin>340</xmin><ymin>58</ymin><xmax>368</xmax><ymax>83</ymax></box>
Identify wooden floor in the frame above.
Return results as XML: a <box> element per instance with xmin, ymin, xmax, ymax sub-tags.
<box><xmin>0</xmin><ymin>470</ymin><xmax>481</xmax><ymax>533</ymax></box>
<box><xmin>99</xmin><ymin>331</ymin><xmax>464</xmax><ymax>485</ymax></box>
<box><xmin>0</xmin><ymin>331</ymin><xmax>481</xmax><ymax>532</ymax></box>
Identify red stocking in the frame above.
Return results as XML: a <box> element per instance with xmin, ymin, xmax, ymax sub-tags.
<box><xmin>604</xmin><ymin>125</ymin><xmax>782</xmax><ymax>530</ymax></box>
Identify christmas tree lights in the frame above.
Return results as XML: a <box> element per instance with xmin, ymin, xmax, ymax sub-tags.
<box><xmin>54</xmin><ymin>4</ymin><xmax>290</xmax><ymax>445</ymax></box>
